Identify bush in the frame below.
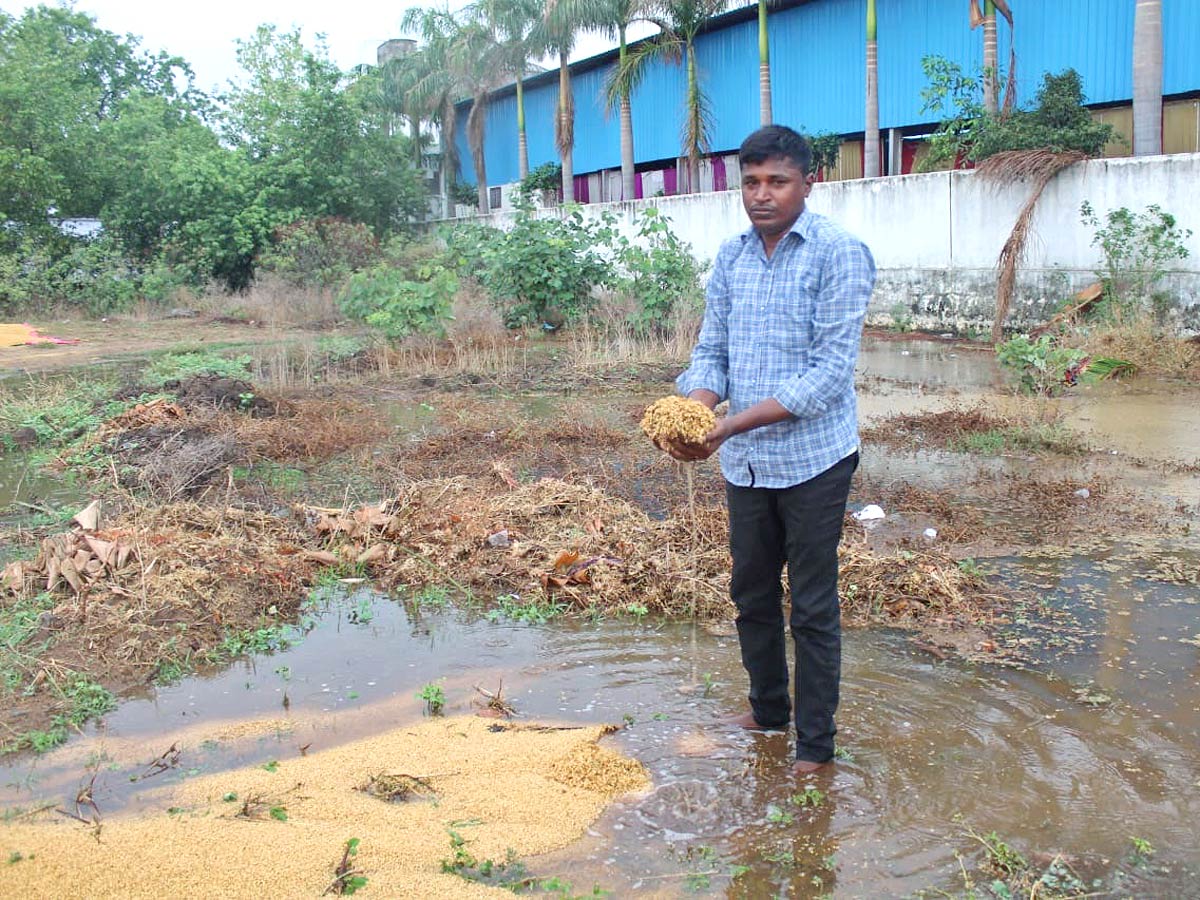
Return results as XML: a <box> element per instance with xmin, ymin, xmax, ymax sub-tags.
<box><xmin>996</xmin><ymin>334</ymin><xmax>1086</xmax><ymax>396</ymax></box>
<box><xmin>444</xmin><ymin>202</ymin><xmax>615</xmax><ymax>328</ymax></box>
<box><xmin>338</xmin><ymin>263</ymin><xmax>457</xmax><ymax>339</ymax></box>
<box><xmin>615</xmin><ymin>207</ymin><xmax>706</xmax><ymax>334</ymax></box>
<box><xmin>256</xmin><ymin>217</ymin><xmax>381</xmax><ymax>288</ymax></box>
<box><xmin>1080</xmin><ymin>201</ymin><xmax>1192</xmax><ymax>321</ymax></box>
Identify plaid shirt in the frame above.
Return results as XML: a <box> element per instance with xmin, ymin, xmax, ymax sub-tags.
<box><xmin>677</xmin><ymin>207</ymin><xmax>876</xmax><ymax>488</ymax></box>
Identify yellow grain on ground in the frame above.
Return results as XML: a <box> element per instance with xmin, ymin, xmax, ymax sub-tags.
<box><xmin>0</xmin><ymin>716</ymin><xmax>650</xmax><ymax>899</ymax></box>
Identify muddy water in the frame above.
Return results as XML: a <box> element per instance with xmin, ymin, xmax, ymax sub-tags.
<box><xmin>2</xmin><ymin>588</ymin><xmax>1197</xmax><ymax>897</ymax></box>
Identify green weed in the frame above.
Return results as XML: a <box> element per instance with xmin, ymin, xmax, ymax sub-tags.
<box><xmin>485</xmin><ymin>593</ymin><xmax>566</xmax><ymax>625</ymax></box>
<box><xmin>766</xmin><ymin>804</ymin><xmax>794</xmax><ymax>826</ymax></box>
<box><xmin>408</xmin><ymin>585</ymin><xmax>451</xmax><ymax>610</ymax></box>
<box><xmin>142</xmin><ymin>350</ymin><xmax>252</xmax><ymax>388</ymax></box>
<box><xmin>790</xmin><ymin>788</ymin><xmax>825</xmax><ymax>808</ymax></box>
<box><xmin>418</xmin><ymin>682</ymin><xmax>445</xmax><ymax>715</ymax></box>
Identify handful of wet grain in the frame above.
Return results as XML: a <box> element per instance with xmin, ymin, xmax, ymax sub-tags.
<box><xmin>640</xmin><ymin>395</ymin><xmax>717</xmax><ymax>446</ymax></box>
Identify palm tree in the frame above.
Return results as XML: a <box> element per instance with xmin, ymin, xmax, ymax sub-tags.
<box><xmin>969</xmin><ymin>0</ymin><xmax>1013</xmax><ymax>114</ymax></box>
<box><xmin>864</xmin><ymin>0</ymin><xmax>879</xmax><ymax>177</ymax></box>
<box><xmin>757</xmin><ymin>0</ymin><xmax>771</xmax><ymax>125</ymax></box>
<box><xmin>616</xmin><ymin>0</ymin><xmax>730</xmax><ymax>194</ymax></box>
<box><xmin>1132</xmin><ymin>0</ymin><xmax>1163</xmax><ymax>156</ymax></box>
<box><xmin>450</xmin><ymin>18</ymin><xmax>506</xmax><ymax>213</ymax></box>
<box><xmin>475</xmin><ymin>0</ymin><xmax>543</xmax><ymax>180</ymax></box>
<box><xmin>539</xmin><ymin>1</ymin><xmax>582</xmax><ymax>203</ymax></box>
<box><xmin>401</xmin><ymin>7</ymin><xmax>464</xmax><ymax>218</ymax></box>
<box><xmin>559</xmin><ymin>0</ymin><xmax>655</xmax><ymax>202</ymax></box>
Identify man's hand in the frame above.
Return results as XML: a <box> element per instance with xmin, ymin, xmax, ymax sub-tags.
<box><xmin>657</xmin><ymin>416</ymin><xmax>733</xmax><ymax>462</ymax></box>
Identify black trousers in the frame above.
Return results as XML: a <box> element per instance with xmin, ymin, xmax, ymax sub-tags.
<box><xmin>726</xmin><ymin>452</ymin><xmax>858</xmax><ymax>763</ymax></box>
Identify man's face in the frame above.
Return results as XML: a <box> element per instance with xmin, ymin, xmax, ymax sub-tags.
<box><xmin>740</xmin><ymin>156</ymin><xmax>812</xmax><ymax>239</ymax></box>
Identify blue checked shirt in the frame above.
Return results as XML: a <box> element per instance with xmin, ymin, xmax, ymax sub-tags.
<box><xmin>676</xmin><ymin>208</ymin><xmax>876</xmax><ymax>488</ymax></box>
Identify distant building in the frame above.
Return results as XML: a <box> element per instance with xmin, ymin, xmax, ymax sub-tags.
<box><xmin>452</xmin><ymin>0</ymin><xmax>1200</xmax><ymax>211</ymax></box>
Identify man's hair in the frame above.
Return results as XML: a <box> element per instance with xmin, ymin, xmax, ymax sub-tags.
<box><xmin>738</xmin><ymin>125</ymin><xmax>812</xmax><ymax>174</ymax></box>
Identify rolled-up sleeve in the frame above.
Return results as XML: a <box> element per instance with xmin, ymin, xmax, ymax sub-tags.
<box><xmin>676</xmin><ymin>241</ymin><xmax>735</xmax><ymax>401</ymax></box>
<box><xmin>773</xmin><ymin>237</ymin><xmax>875</xmax><ymax>419</ymax></box>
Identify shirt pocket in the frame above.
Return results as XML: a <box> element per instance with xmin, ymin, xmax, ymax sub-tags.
<box><xmin>767</xmin><ymin>267</ymin><xmax>819</xmax><ymax>357</ymax></box>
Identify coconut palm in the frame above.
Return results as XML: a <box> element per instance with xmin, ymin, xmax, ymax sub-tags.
<box><xmin>614</xmin><ymin>0</ymin><xmax>730</xmax><ymax>194</ymax></box>
<box><xmin>864</xmin><ymin>0</ymin><xmax>879</xmax><ymax>177</ymax></box>
<box><xmin>757</xmin><ymin>0</ymin><xmax>771</xmax><ymax>125</ymax></box>
<box><xmin>1132</xmin><ymin>0</ymin><xmax>1163</xmax><ymax>156</ymax></box>
<box><xmin>473</xmin><ymin>0</ymin><xmax>544</xmax><ymax>180</ymax></box>
<box><xmin>539</xmin><ymin>0</ymin><xmax>583</xmax><ymax>203</ymax></box>
<box><xmin>449</xmin><ymin>19</ymin><xmax>506</xmax><ymax>213</ymax></box>
<box><xmin>558</xmin><ymin>0</ymin><xmax>655</xmax><ymax>202</ymax></box>
<box><xmin>401</xmin><ymin>6</ymin><xmax>465</xmax><ymax>218</ymax></box>
<box><xmin>969</xmin><ymin>0</ymin><xmax>1013</xmax><ymax>114</ymax></box>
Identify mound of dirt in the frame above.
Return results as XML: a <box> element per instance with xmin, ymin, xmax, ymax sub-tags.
<box><xmin>171</xmin><ymin>374</ymin><xmax>277</xmax><ymax>417</ymax></box>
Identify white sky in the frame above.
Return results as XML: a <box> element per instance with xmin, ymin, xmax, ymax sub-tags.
<box><xmin>0</xmin><ymin>0</ymin><xmax>635</xmax><ymax>94</ymax></box>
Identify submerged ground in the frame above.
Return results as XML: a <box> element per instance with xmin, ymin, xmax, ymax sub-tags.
<box><xmin>1</xmin><ymin>318</ymin><xmax>1198</xmax><ymax>897</ymax></box>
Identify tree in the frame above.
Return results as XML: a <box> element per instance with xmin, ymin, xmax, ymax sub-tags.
<box><xmin>969</xmin><ymin>0</ymin><xmax>1014</xmax><ymax>114</ymax></box>
<box><xmin>757</xmin><ymin>0</ymin><xmax>771</xmax><ymax>126</ymax></box>
<box><xmin>540</xmin><ymin>2</ymin><xmax>581</xmax><ymax>203</ymax></box>
<box><xmin>402</xmin><ymin>6</ymin><xmax>466</xmax><ymax>219</ymax></box>
<box><xmin>476</xmin><ymin>0</ymin><xmax>543</xmax><ymax>181</ymax></box>
<box><xmin>563</xmin><ymin>0</ymin><xmax>655</xmax><ymax>202</ymax></box>
<box><xmin>864</xmin><ymin>0</ymin><xmax>880</xmax><ymax>177</ymax></box>
<box><xmin>448</xmin><ymin>18</ymin><xmax>505</xmax><ymax>213</ymax></box>
<box><xmin>1132</xmin><ymin>0</ymin><xmax>1163</xmax><ymax>156</ymax></box>
<box><xmin>617</xmin><ymin>0</ymin><xmax>730</xmax><ymax>194</ymax></box>
<box><xmin>0</xmin><ymin>6</ymin><xmax>192</xmax><ymax>225</ymax></box>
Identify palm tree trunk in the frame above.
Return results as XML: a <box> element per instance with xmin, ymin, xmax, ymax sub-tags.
<box><xmin>557</xmin><ymin>54</ymin><xmax>575</xmax><ymax>203</ymax></box>
<box><xmin>864</xmin><ymin>0</ymin><xmax>880</xmax><ymax>178</ymax></box>
<box><xmin>982</xmin><ymin>0</ymin><xmax>998</xmax><ymax>114</ymax></box>
<box><xmin>441</xmin><ymin>99</ymin><xmax>458</xmax><ymax>219</ymax></box>
<box><xmin>758</xmin><ymin>0</ymin><xmax>771</xmax><ymax>125</ymax></box>
<box><xmin>467</xmin><ymin>93</ymin><xmax>490</xmax><ymax>214</ymax></box>
<box><xmin>618</xmin><ymin>26</ymin><xmax>635</xmax><ymax>201</ymax></box>
<box><xmin>516</xmin><ymin>78</ymin><xmax>529</xmax><ymax>180</ymax></box>
<box><xmin>686</xmin><ymin>44</ymin><xmax>701</xmax><ymax>193</ymax></box>
<box><xmin>1133</xmin><ymin>0</ymin><xmax>1163</xmax><ymax>156</ymax></box>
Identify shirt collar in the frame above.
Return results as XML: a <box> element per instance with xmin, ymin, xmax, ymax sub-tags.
<box><xmin>742</xmin><ymin>206</ymin><xmax>815</xmax><ymax>245</ymax></box>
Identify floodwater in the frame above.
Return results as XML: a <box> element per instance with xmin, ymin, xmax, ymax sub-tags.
<box><xmin>3</xmin><ymin>337</ymin><xmax>1200</xmax><ymax>895</ymax></box>
<box><xmin>2</xmin><ymin>582</ymin><xmax>1198</xmax><ymax>897</ymax></box>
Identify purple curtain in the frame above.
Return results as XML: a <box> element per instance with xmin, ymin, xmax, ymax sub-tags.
<box><xmin>573</xmin><ymin>175</ymin><xmax>589</xmax><ymax>203</ymax></box>
<box><xmin>634</xmin><ymin>173</ymin><xmax>644</xmax><ymax>200</ymax></box>
<box><xmin>712</xmin><ymin>157</ymin><xmax>727</xmax><ymax>192</ymax></box>
<box><xmin>663</xmin><ymin>167</ymin><xmax>677</xmax><ymax>195</ymax></box>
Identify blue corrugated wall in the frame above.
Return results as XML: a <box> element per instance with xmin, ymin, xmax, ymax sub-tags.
<box><xmin>457</xmin><ymin>0</ymin><xmax>1200</xmax><ymax>187</ymax></box>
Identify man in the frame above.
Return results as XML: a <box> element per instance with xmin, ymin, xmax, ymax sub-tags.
<box><xmin>660</xmin><ymin>125</ymin><xmax>875</xmax><ymax>774</ymax></box>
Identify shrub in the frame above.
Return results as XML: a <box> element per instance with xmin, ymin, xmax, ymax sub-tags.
<box><xmin>338</xmin><ymin>264</ymin><xmax>457</xmax><ymax>339</ymax></box>
<box><xmin>1080</xmin><ymin>201</ymin><xmax>1191</xmax><ymax>321</ymax></box>
<box><xmin>615</xmin><ymin>207</ymin><xmax>706</xmax><ymax>334</ymax></box>
<box><xmin>996</xmin><ymin>334</ymin><xmax>1086</xmax><ymax>396</ymax></box>
<box><xmin>256</xmin><ymin>217</ymin><xmax>381</xmax><ymax>288</ymax></box>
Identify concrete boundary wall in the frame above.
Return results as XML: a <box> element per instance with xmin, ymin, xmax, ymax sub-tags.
<box><xmin>466</xmin><ymin>153</ymin><xmax>1200</xmax><ymax>333</ymax></box>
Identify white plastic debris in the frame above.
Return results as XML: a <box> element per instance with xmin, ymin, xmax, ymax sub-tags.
<box><xmin>853</xmin><ymin>504</ymin><xmax>886</xmax><ymax>522</ymax></box>
<box><xmin>486</xmin><ymin>529</ymin><xmax>510</xmax><ymax>548</ymax></box>
<box><xmin>1074</xmin><ymin>488</ymin><xmax>1091</xmax><ymax>499</ymax></box>
<box><xmin>923</xmin><ymin>527</ymin><xmax>939</xmax><ymax>540</ymax></box>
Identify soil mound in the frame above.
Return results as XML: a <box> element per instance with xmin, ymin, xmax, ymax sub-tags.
<box><xmin>171</xmin><ymin>374</ymin><xmax>276</xmax><ymax>417</ymax></box>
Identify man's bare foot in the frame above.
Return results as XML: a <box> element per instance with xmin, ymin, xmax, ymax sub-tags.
<box><xmin>723</xmin><ymin>711</ymin><xmax>787</xmax><ymax>732</ymax></box>
<box><xmin>791</xmin><ymin>758</ymin><xmax>832</xmax><ymax>775</ymax></box>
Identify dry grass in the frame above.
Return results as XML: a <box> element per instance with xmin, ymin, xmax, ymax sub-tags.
<box><xmin>1060</xmin><ymin>316</ymin><xmax>1200</xmax><ymax>378</ymax></box>
<box><xmin>191</xmin><ymin>274</ymin><xmax>343</xmax><ymax>328</ymax></box>
<box><xmin>977</xmin><ymin>149</ymin><xmax>1088</xmax><ymax>342</ymax></box>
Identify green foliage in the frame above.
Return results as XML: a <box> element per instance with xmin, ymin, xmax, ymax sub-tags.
<box><xmin>450</xmin><ymin>181</ymin><xmax>480</xmax><ymax>207</ymax></box>
<box><xmin>338</xmin><ymin>264</ymin><xmax>457</xmax><ymax>339</ymax></box>
<box><xmin>444</xmin><ymin>202</ymin><xmax>614</xmax><ymax>328</ymax></box>
<box><xmin>1080</xmin><ymin>201</ymin><xmax>1192</xmax><ymax>320</ymax></box>
<box><xmin>0</xmin><ymin>377</ymin><xmax>115</xmax><ymax>448</ymax></box>
<box><xmin>0</xmin><ymin>593</ymin><xmax>56</xmax><ymax>694</ymax></box>
<box><xmin>7</xmin><ymin>675</ymin><xmax>117</xmax><ymax>755</ymax></box>
<box><xmin>995</xmin><ymin>335</ymin><xmax>1086</xmax><ymax>396</ymax></box>
<box><xmin>518</xmin><ymin>161</ymin><xmax>562</xmax><ymax>204</ymax></box>
<box><xmin>614</xmin><ymin>207</ymin><xmax>706</xmax><ymax>335</ymax></box>
<box><xmin>808</xmin><ymin>132</ymin><xmax>842</xmax><ymax>178</ymax></box>
<box><xmin>485</xmin><ymin>593</ymin><xmax>567</xmax><ymax>625</ymax></box>
<box><xmin>919</xmin><ymin>59</ymin><xmax>1115</xmax><ymax>170</ymax></box>
<box><xmin>211</xmin><ymin>625</ymin><xmax>299</xmax><ymax>661</ymax></box>
<box><xmin>418</xmin><ymin>682</ymin><xmax>445</xmax><ymax>715</ymax></box>
<box><xmin>256</xmin><ymin>217</ymin><xmax>381</xmax><ymax>288</ymax></box>
<box><xmin>143</xmin><ymin>351</ymin><xmax>252</xmax><ymax>388</ymax></box>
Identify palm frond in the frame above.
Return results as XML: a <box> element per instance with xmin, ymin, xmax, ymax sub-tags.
<box><xmin>603</xmin><ymin>35</ymin><xmax>679</xmax><ymax>111</ymax></box>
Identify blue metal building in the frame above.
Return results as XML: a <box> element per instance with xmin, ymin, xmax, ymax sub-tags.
<box><xmin>453</xmin><ymin>0</ymin><xmax>1200</xmax><ymax>199</ymax></box>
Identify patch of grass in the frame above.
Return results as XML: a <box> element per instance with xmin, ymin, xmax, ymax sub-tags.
<box><xmin>485</xmin><ymin>593</ymin><xmax>567</xmax><ymax>625</ymax></box>
<box><xmin>142</xmin><ymin>350</ymin><xmax>252</xmax><ymax>388</ymax></box>
<box><xmin>0</xmin><ymin>376</ymin><xmax>116</xmax><ymax>449</ymax></box>
<box><xmin>208</xmin><ymin>624</ymin><xmax>300</xmax><ymax>663</ymax></box>
<box><xmin>6</xmin><ymin>675</ymin><xmax>117</xmax><ymax>755</ymax></box>
<box><xmin>230</xmin><ymin>461</ymin><xmax>307</xmax><ymax>494</ymax></box>
<box><xmin>0</xmin><ymin>592</ymin><xmax>56</xmax><ymax>694</ymax></box>
<box><xmin>950</xmin><ymin>423</ymin><xmax>1086</xmax><ymax>456</ymax></box>
<box><xmin>407</xmin><ymin>585</ymin><xmax>452</xmax><ymax>610</ymax></box>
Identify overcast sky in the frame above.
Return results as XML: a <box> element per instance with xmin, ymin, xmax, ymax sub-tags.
<box><xmin>0</xmin><ymin>0</ymin><xmax>636</xmax><ymax>94</ymax></box>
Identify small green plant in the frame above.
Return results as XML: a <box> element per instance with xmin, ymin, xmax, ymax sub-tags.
<box><xmin>957</xmin><ymin>558</ymin><xmax>983</xmax><ymax>578</ymax></box>
<box><xmin>624</xmin><ymin>602</ymin><xmax>649</xmax><ymax>623</ymax></box>
<box><xmin>143</xmin><ymin>350</ymin><xmax>252</xmax><ymax>388</ymax></box>
<box><xmin>995</xmin><ymin>334</ymin><xmax>1086</xmax><ymax>396</ymax></box>
<box><xmin>1130</xmin><ymin>835</ymin><xmax>1155</xmax><ymax>858</ymax></box>
<box><xmin>790</xmin><ymin>787</ymin><xmax>825</xmax><ymax>808</ymax></box>
<box><xmin>329</xmin><ymin>837</ymin><xmax>368</xmax><ymax>895</ymax></box>
<box><xmin>833</xmin><ymin>746</ymin><xmax>855</xmax><ymax>762</ymax></box>
<box><xmin>888</xmin><ymin>301</ymin><xmax>914</xmax><ymax>332</ymax></box>
<box><xmin>418</xmin><ymin>682</ymin><xmax>445</xmax><ymax>715</ymax></box>
<box><xmin>409</xmin><ymin>585</ymin><xmax>451</xmax><ymax>610</ymax></box>
<box><xmin>765</xmin><ymin>804</ymin><xmax>794</xmax><ymax>826</ymax></box>
<box><xmin>262</xmin><ymin>760</ymin><xmax>280</xmax><ymax>773</ymax></box>
<box><xmin>701</xmin><ymin>673</ymin><xmax>716</xmax><ymax>698</ymax></box>
<box><xmin>972</xmin><ymin>829</ymin><xmax>1027</xmax><ymax>878</ymax></box>
<box><xmin>485</xmin><ymin>593</ymin><xmax>566</xmax><ymax>625</ymax></box>
<box><xmin>1081</xmin><ymin>201</ymin><xmax>1191</xmax><ymax>321</ymax></box>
